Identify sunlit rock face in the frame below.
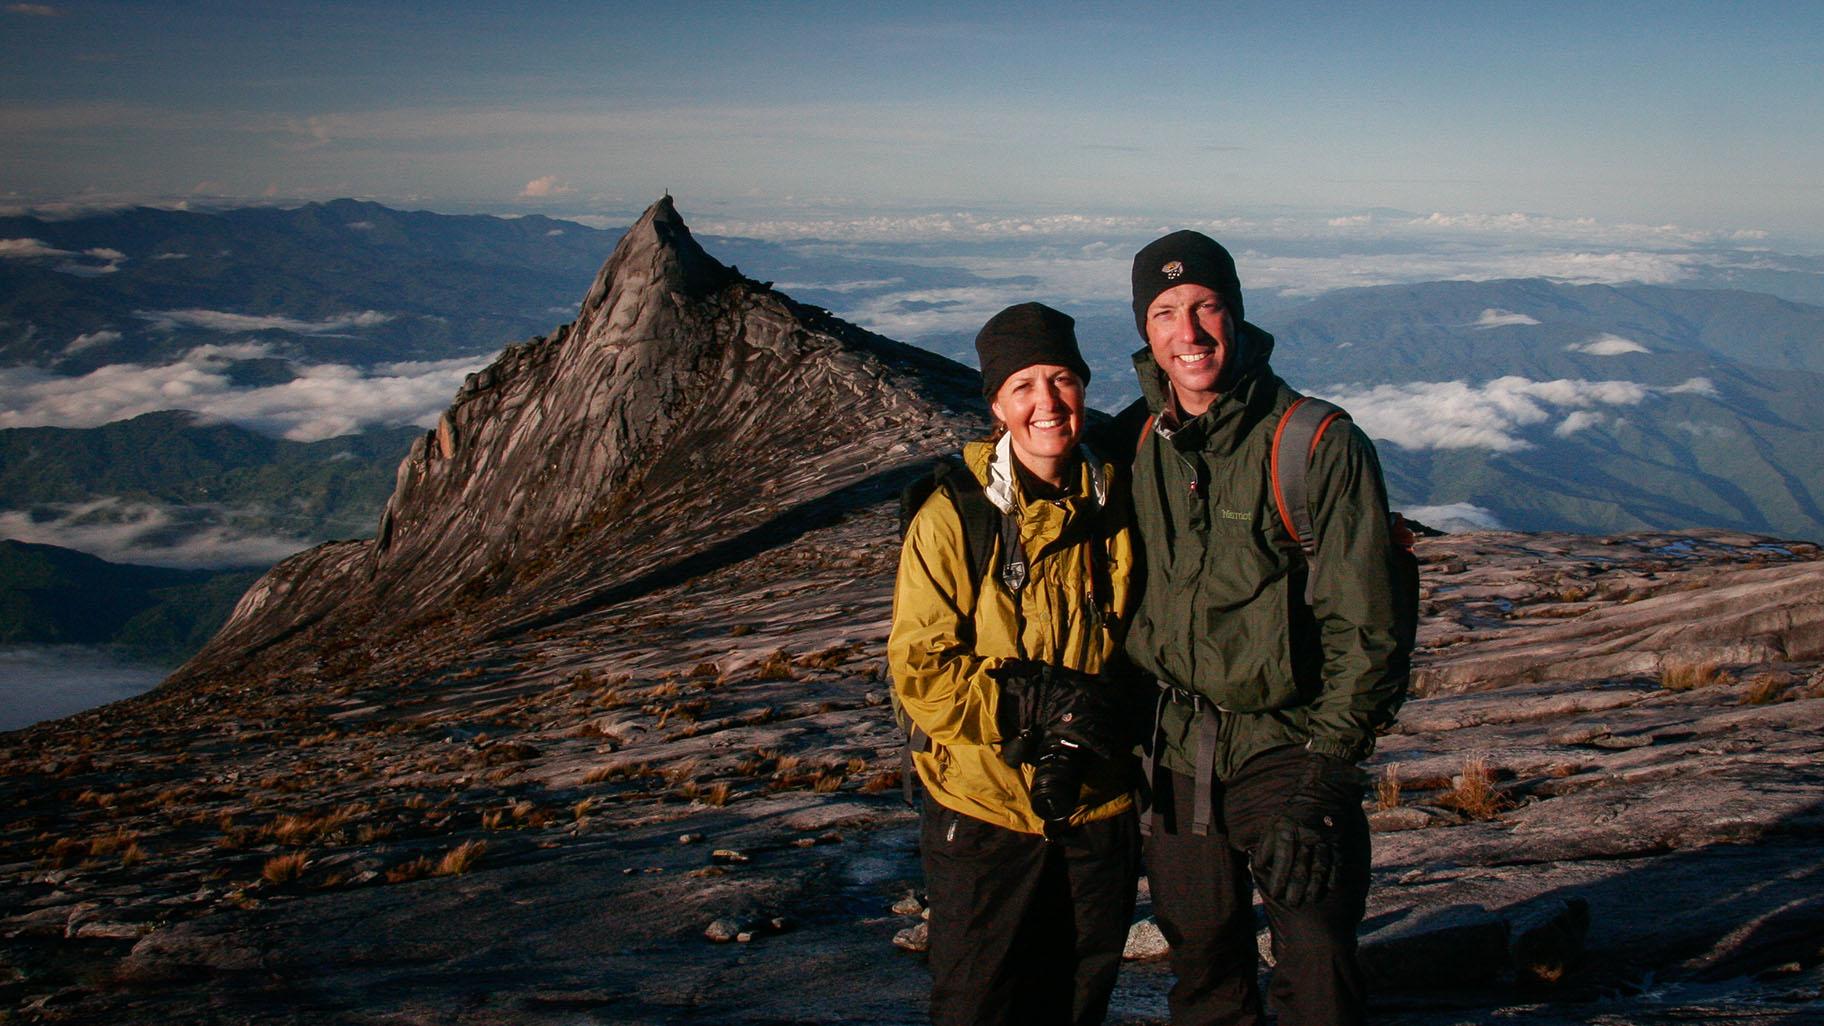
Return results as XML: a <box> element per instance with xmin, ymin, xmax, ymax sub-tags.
<box><xmin>173</xmin><ymin>196</ymin><xmax>985</xmax><ymax>691</ymax></box>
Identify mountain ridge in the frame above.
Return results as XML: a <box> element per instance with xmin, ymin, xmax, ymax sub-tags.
<box><xmin>171</xmin><ymin>197</ymin><xmax>986</xmax><ymax>692</ymax></box>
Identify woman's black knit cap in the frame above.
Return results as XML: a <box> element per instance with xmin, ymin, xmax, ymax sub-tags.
<box><xmin>1131</xmin><ymin>230</ymin><xmax>1244</xmax><ymax>336</ymax></box>
<box><xmin>974</xmin><ymin>302</ymin><xmax>1092</xmax><ymax>400</ymax></box>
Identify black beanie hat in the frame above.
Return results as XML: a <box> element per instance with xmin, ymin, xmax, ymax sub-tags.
<box><xmin>1131</xmin><ymin>230</ymin><xmax>1244</xmax><ymax>337</ymax></box>
<box><xmin>974</xmin><ymin>302</ymin><xmax>1091</xmax><ymax>400</ymax></box>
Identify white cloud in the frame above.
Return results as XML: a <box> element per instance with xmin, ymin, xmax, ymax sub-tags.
<box><xmin>64</xmin><ymin>329</ymin><xmax>122</xmax><ymax>353</ymax></box>
<box><xmin>1317</xmin><ymin>375</ymin><xmax>1689</xmax><ymax>452</ymax></box>
<box><xmin>345</xmin><ymin>220</ymin><xmax>375</xmax><ymax>230</ymax></box>
<box><xmin>136</xmin><ymin>308</ymin><xmax>394</xmax><ymax>335</ymax></box>
<box><xmin>1676</xmin><ymin>420</ymin><xmax>1734</xmax><ymax>438</ymax></box>
<box><xmin>0</xmin><ymin>499</ymin><xmax>310</xmax><ymax>569</ymax></box>
<box><xmin>1667</xmin><ymin>376</ymin><xmax>1718</xmax><ymax>396</ymax></box>
<box><xmin>4</xmin><ymin>3</ymin><xmax>61</xmax><ymax>16</ymax></box>
<box><xmin>519</xmin><ymin>175</ymin><xmax>574</xmax><ymax>199</ymax></box>
<box><xmin>770</xmin><ymin>277</ymin><xmax>906</xmax><ymax>294</ymax></box>
<box><xmin>1474</xmin><ymin>308</ymin><xmax>1540</xmax><ymax>329</ymax></box>
<box><xmin>1555</xmin><ymin>410</ymin><xmax>1606</xmax><ymax>437</ymax></box>
<box><xmin>153</xmin><ymin>251</ymin><xmax>189</xmax><ymax>259</ymax></box>
<box><xmin>1402</xmin><ymin>502</ymin><xmax>1507</xmax><ymax>533</ymax></box>
<box><xmin>1567</xmin><ymin>333</ymin><xmax>1650</xmax><ymax>356</ymax></box>
<box><xmin>0</xmin><ymin>237</ymin><xmax>75</xmax><ymax>259</ymax></box>
<box><xmin>0</xmin><ymin>347</ymin><xmax>488</xmax><ymax>441</ymax></box>
<box><xmin>3</xmin><ymin>238</ymin><xmax>128</xmax><ymax>275</ymax></box>
<box><xmin>545</xmin><ymin>228</ymin><xmax>565</xmax><ymax>236</ymax></box>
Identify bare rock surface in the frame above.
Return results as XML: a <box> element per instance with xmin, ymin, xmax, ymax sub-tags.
<box><xmin>2</xmin><ymin>203</ymin><xmax>1821</xmax><ymax>1024</ymax></box>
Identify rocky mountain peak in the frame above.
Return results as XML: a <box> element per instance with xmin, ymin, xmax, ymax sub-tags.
<box><xmin>175</xmin><ymin>197</ymin><xmax>986</xmax><ymax>689</ymax></box>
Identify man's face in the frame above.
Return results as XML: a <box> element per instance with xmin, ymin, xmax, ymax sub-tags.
<box><xmin>990</xmin><ymin>363</ymin><xmax>1087</xmax><ymax>473</ymax></box>
<box><xmin>1144</xmin><ymin>282</ymin><xmax>1233</xmax><ymax>417</ymax></box>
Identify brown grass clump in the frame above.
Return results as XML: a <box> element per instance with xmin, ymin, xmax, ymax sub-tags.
<box><xmin>436</xmin><ymin>840</ymin><xmax>486</xmax><ymax>876</ymax></box>
<box><xmin>700</xmin><ymin>782</ymin><xmax>732</xmax><ymax>807</ymax></box>
<box><xmin>1740</xmin><ymin>673</ymin><xmax>1792</xmax><ymax>705</ymax></box>
<box><xmin>89</xmin><ymin>826</ymin><xmax>138</xmax><ymax>857</ymax></box>
<box><xmin>356</xmin><ymin>822</ymin><xmax>395</xmax><ymax>843</ymax></box>
<box><xmin>262</xmin><ymin>851</ymin><xmax>309</xmax><ymax>884</ymax></box>
<box><xmin>1375</xmin><ymin>764</ymin><xmax>1402</xmax><ymax>810</ymax></box>
<box><xmin>1438</xmin><ymin>757</ymin><xmax>1511</xmax><ymax>820</ymax></box>
<box><xmin>119</xmin><ymin>842</ymin><xmax>148</xmax><ymax>866</ymax></box>
<box><xmin>268</xmin><ymin>803</ymin><xmax>367</xmax><ymax>845</ymax></box>
<box><xmin>385</xmin><ymin>855</ymin><xmax>436</xmax><ymax>884</ymax></box>
<box><xmin>1660</xmin><ymin>659</ymin><xmax>1726</xmax><ymax>691</ymax></box>
<box><xmin>729</xmin><ymin>624</ymin><xmax>754</xmax><ymax>637</ymax></box>
<box><xmin>689</xmin><ymin>661</ymin><xmax>720</xmax><ymax>678</ymax></box>
<box><xmin>859</xmin><ymin>770</ymin><xmax>902</xmax><ymax>794</ymax></box>
<box><xmin>754</xmin><ymin>649</ymin><xmax>797</xmax><ymax>681</ymax></box>
<box><xmin>795</xmin><ymin>644</ymin><xmax>856</xmax><ymax>670</ymax></box>
<box><xmin>481</xmin><ymin>808</ymin><xmax>507</xmax><ymax>830</ymax></box>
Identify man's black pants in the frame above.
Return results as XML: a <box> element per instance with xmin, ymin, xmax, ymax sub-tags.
<box><xmin>922</xmin><ymin>801</ymin><xmax>1141</xmax><ymax>1026</ymax></box>
<box><xmin>1144</xmin><ymin>746</ymin><xmax>1371</xmax><ymax>1026</ymax></box>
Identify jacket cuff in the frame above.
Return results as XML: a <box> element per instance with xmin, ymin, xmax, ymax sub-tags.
<box><xmin>1306</xmin><ymin>735</ymin><xmax>1371</xmax><ymax>764</ymax></box>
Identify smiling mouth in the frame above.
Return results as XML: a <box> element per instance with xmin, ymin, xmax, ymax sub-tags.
<box><xmin>1175</xmin><ymin>351</ymin><xmax>1213</xmax><ymax>364</ymax></box>
<box><xmin>1032</xmin><ymin>417</ymin><xmax>1066</xmax><ymax>430</ymax></box>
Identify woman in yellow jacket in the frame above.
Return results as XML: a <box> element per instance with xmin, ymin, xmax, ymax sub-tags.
<box><xmin>889</xmin><ymin>302</ymin><xmax>1139</xmax><ymax>1026</ymax></box>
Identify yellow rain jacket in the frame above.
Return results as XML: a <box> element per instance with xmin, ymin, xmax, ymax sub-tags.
<box><xmin>888</xmin><ymin>434</ymin><xmax>1137</xmax><ymax>835</ymax></box>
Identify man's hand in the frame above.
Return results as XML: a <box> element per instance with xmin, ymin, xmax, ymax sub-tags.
<box><xmin>988</xmin><ymin>660</ymin><xmax>1130</xmax><ymax>764</ymax></box>
<box><xmin>1250</xmin><ymin>752</ymin><xmax>1361</xmax><ymax>907</ymax></box>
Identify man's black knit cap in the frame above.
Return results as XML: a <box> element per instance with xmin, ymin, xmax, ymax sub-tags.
<box><xmin>1130</xmin><ymin>230</ymin><xmax>1245</xmax><ymax>336</ymax></box>
<box><xmin>974</xmin><ymin>302</ymin><xmax>1091</xmax><ymax>400</ymax></box>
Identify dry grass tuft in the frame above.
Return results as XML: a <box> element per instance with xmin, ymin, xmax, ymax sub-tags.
<box><xmin>268</xmin><ymin>803</ymin><xmax>368</xmax><ymax>845</ymax></box>
<box><xmin>1438</xmin><ymin>757</ymin><xmax>1510</xmax><ymax>820</ymax></box>
<box><xmin>700</xmin><ymin>782</ymin><xmax>732</xmax><ymax>807</ymax></box>
<box><xmin>754</xmin><ymin>649</ymin><xmax>797</xmax><ymax>681</ymax></box>
<box><xmin>859</xmin><ymin>770</ymin><xmax>902</xmax><ymax>794</ymax></box>
<box><xmin>262</xmin><ymin>851</ymin><xmax>309</xmax><ymax>884</ymax></box>
<box><xmin>1375</xmin><ymin>764</ymin><xmax>1402</xmax><ymax>810</ymax></box>
<box><xmin>89</xmin><ymin>826</ymin><xmax>138</xmax><ymax>857</ymax></box>
<box><xmin>385</xmin><ymin>855</ymin><xmax>436</xmax><ymax>884</ymax></box>
<box><xmin>1740</xmin><ymin>672</ymin><xmax>1792</xmax><ymax>705</ymax></box>
<box><xmin>1660</xmin><ymin>659</ymin><xmax>1726</xmax><ymax>691</ymax></box>
<box><xmin>689</xmin><ymin>661</ymin><xmax>720</xmax><ymax>678</ymax></box>
<box><xmin>436</xmin><ymin>840</ymin><xmax>486</xmax><ymax>876</ymax></box>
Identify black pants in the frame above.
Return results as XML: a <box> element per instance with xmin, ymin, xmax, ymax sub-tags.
<box><xmin>1143</xmin><ymin>746</ymin><xmax>1371</xmax><ymax>1026</ymax></box>
<box><xmin>922</xmin><ymin>802</ymin><xmax>1141</xmax><ymax>1026</ymax></box>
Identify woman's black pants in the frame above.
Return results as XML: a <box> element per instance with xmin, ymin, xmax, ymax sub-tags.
<box><xmin>921</xmin><ymin>801</ymin><xmax>1141</xmax><ymax>1026</ymax></box>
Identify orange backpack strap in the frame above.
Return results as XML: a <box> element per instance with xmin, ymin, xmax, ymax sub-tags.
<box><xmin>1135</xmin><ymin>412</ymin><xmax>1157</xmax><ymax>457</ymax></box>
<box><xmin>1270</xmin><ymin>397</ymin><xmax>1346</xmax><ymax>601</ymax></box>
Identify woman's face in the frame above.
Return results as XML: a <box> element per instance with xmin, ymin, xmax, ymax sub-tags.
<box><xmin>991</xmin><ymin>363</ymin><xmax>1086</xmax><ymax>469</ymax></box>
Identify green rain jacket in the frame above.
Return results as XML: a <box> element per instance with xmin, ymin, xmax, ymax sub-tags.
<box><xmin>1125</xmin><ymin>322</ymin><xmax>1406</xmax><ymax>780</ymax></box>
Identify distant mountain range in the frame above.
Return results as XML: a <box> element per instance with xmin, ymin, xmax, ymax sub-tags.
<box><xmin>0</xmin><ymin>199</ymin><xmax>622</xmax><ymax>371</ymax></box>
<box><xmin>0</xmin><ymin>539</ymin><xmax>257</xmax><ymax>662</ymax></box>
<box><xmin>2</xmin><ymin>200</ymin><xmax>1822</xmax><ymax>663</ymax></box>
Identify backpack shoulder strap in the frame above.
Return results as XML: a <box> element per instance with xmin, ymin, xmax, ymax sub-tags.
<box><xmin>930</xmin><ymin>459</ymin><xmax>999</xmax><ymax>589</ymax></box>
<box><xmin>1270</xmin><ymin>396</ymin><xmax>1347</xmax><ymax>560</ymax></box>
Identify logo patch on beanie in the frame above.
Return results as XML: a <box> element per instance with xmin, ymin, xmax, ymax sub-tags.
<box><xmin>1162</xmin><ymin>260</ymin><xmax>1184</xmax><ymax>280</ymax></box>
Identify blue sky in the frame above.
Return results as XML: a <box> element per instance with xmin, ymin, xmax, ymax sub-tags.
<box><xmin>4</xmin><ymin>1</ymin><xmax>1822</xmax><ymax>243</ymax></box>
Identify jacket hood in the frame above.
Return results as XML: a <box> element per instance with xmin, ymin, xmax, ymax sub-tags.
<box><xmin>1132</xmin><ymin>320</ymin><xmax>1277</xmax><ymax>418</ymax></box>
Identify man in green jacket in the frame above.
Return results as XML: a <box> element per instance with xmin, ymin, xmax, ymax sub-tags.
<box><xmin>1124</xmin><ymin>230</ymin><xmax>1407</xmax><ymax>1026</ymax></box>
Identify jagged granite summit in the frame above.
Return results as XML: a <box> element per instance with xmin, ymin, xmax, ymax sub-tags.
<box><xmin>175</xmin><ymin>197</ymin><xmax>984</xmax><ymax>690</ymax></box>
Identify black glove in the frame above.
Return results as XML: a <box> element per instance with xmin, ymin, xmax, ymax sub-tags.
<box><xmin>988</xmin><ymin>660</ymin><xmax>1129</xmax><ymax>765</ymax></box>
<box><xmin>1250</xmin><ymin>752</ymin><xmax>1361</xmax><ymax>907</ymax></box>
